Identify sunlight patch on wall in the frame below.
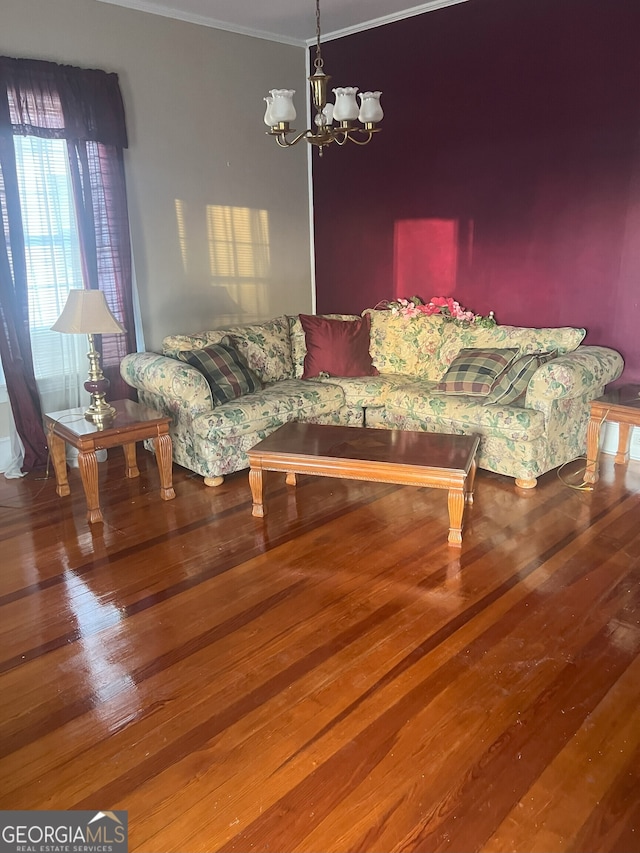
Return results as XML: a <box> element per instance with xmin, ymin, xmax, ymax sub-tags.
<box><xmin>174</xmin><ymin>201</ymin><xmax>272</xmax><ymax>325</ymax></box>
<box><xmin>394</xmin><ymin>218</ymin><xmax>472</xmax><ymax>299</ymax></box>
<box><xmin>207</xmin><ymin>204</ymin><xmax>271</xmax><ymax>325</ymax></box>
<box><xmin>175</xmin><ymin>199</ymin><xmax>188</xmax><ymax>273</ymax></box>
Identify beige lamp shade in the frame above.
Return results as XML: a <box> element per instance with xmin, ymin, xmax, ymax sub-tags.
<box><xmin>51</xmin><ymin>289</ymin><xmax>126</xmax><ymax>335</ymax></box>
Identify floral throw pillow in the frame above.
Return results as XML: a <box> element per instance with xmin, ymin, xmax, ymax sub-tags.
<box><xmin>176</xmin><ymin>336</ymin><xmax>262</xmax><ymax>405</ymax></box>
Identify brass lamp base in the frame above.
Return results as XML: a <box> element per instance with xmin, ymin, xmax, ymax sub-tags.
<box><xmin>84</xmin><ymin>398</ymin><xmax>116</xmax><ymax>428</ymax></box>
<box><xmin>84</xmin><ymin>333</ymin><xmax>116</xmax><ymax>429</ymax></box>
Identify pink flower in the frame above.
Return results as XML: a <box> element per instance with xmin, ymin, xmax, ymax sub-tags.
<box><xmin>429</xmin><ymin>296</ymin><xmax>450</xmax><ymax>309</ymax></box>
<box><xmin>378</xmin><ymin>294</ymin><xmax>492</xmax><ymax>326</ymax></box>
<box><xmin>425</xmin><ymin>296</ymin><xmax>479</xmax><ymax>321</ymax></box>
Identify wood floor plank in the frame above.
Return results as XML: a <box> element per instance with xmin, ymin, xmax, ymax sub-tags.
<box><xmin>0</xmin><ymin>451</ymin><xmax>638</xmax><ymax>852</ymax></box>
<box><xmin>483</xmin><ymin>653</ymin><xmax>640</xmax><ymax>852</ymax></box>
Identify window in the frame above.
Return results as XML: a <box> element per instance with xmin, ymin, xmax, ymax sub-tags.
<box><xmin>12</xmin><ymin>135</ymin><xmax>86</xmax><ymax>408</ymax></box>
<box><xmin>0</xmin><ymin>56</ymin><xmax>135</xmax><ymax>472</ymax></box>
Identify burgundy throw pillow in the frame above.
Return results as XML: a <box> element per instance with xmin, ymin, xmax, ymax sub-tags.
<box><xmin>300</xmin><ymin>314</ymin><xmax>378</xmax><ymax>379</ymax></box>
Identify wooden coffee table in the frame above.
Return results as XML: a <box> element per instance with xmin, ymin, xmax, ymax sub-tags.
<box><xmin>247</xmin><ymin>422</ymin><xmax>480</xmax><ymax>547</ymax></box>
<box><xmin>585</xmin><ymin>383</ymin><xmax>640</xmax><ymax>483</ymax></box>
<box><xmin>44</xmin><ymin>399</ymin><xmax>175</xmax><ymax>524</ymax></box>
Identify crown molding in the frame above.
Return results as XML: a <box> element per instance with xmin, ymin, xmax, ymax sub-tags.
<box><xmin>309</xmin><ymin>0</ymin><xmax>470</xmax><ymax>45</ymax></box>
<box><xmin>94</xmin><ymin>0</ymin><xmax>305</xmax><ymax>46</ymax></box>
<box><xmin>95</xmin><ymin>0</ymin><xmax>470</xmax><ymax>46</ymax></box>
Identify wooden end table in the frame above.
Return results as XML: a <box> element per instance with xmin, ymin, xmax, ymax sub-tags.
<box><xmin>44</xmin><ymin>399</ymin><xmax>175</xmax><ymax>524</ymax></box>
<box><xmin>585</xmin><ymin>383</ymin><xmax>640</xmax><ymax>484</ymax></box>
<box><xmin>248</xmin><ymin>422</ymin><xmax>480</xmax><ymax>547</ymax></box>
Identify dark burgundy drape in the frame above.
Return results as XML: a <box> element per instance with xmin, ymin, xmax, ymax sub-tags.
<box><xmin>0</xmin><ymin>95</ymin><xmax>46</xmax><ymax>471</ymax></box>
<box><xmin>66</xmin><ymin>139</ymin><xmax>135</xmax><ymax>399</ymax></box>
<box><xmin>0</xmin><ymin>56</ymin><xmax>135</xmax><ymax>471</ymax></box>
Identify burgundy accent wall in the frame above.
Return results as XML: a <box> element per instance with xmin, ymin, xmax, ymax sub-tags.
<box><xmin>312</xmin><ymin>0</ymin><xmax>640</xmax><ymax>380</ymax></box>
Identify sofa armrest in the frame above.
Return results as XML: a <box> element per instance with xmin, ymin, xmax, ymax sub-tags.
<box><xmin>527</xmin><ymin>346</ymin><xmax>624</xmax><ymax>404</ymax></box>
<box><xmin>120</xmin><ymin>352</ymin><xmax>213</xmax><ymax>414</ymax></box>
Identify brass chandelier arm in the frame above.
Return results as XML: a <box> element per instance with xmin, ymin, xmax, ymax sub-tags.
<box><xmin>269</xmin><ymin>124</ymin><xmax>381</xmax><ymax>150</ymax></box>
<box><xmin>270</xmin><ymin>129</ymin><xmax>334</xmax><ymax>148</ymax></box>
<box><xmin>331</xmin><ymin>129</ymin><xmax>375</xmax><ymax>146</ymax></box>
<box><xmin>271</xmin><ymin>129</ymin><xmax>313</xmax><ymax>147</ymax></box>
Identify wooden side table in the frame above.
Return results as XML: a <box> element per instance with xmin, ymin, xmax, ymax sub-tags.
<box><xmin>44</xmin><ymin>399</ymin><xmax>175</xmax><ymax>523</ymax></box>
<box><xmin>585</xmin><ymin>384</ymin><xmax>640</xmax><ymax>484</ymax></box>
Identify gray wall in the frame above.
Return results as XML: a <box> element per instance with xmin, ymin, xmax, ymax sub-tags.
<box><xmin>2</xmin><ymin>0</ymin><xmax>314</xmax><ymax>353</ymax></box>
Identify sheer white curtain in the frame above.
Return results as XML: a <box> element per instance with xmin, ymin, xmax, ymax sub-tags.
<box><xmin>2</xmin><ymin>135</ymin><xmax>86</xmax><ymax>477</ymax></box>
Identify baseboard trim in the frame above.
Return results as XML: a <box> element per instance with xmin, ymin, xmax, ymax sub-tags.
<box><xmin>600</xmin><ymin>422</ymin><xmax>640</xmax><ymax>461</ymax></box>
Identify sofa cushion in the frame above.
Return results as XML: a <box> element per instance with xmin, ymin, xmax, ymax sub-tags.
<box><xmin>364</xmin><ymin>309</ymin><xmax>586</xmax><ymax>381</ymax></box>
<box><xmin>300</xmin><ymin>313</ymin><xmax>378</xmax><ymax>379</ymax></box>
<box><xmin>382</xmin><ymin>379</ymin><xmax>546</xmax><ymax>441</ymax></box>
<box><xmin>192</xmin><ymin>379</ymin><xmax>345</xmax><ymax>439</ymax></box>
<box><xmin>175</xmin><ymin>337</ymin><xmax>263</xmax><ymax>405</ymax></box>
<box><xmin>365</xmin><ymin>310</ymin><xmax>450</xmax><ymax>380</ymax></box>
<box><xmin>164</xmin><ymin>317</ymin><xmax>294</xmax><ymax>385</ymax></box>
<box><xmin>435</xmin><ymin>348</ymin><xmax>519</xmax><ymax>396</ymax></box>
<box><xmin>314</xmin><ymin>373</ymin><xmax>410</xmax><ymax>408</ymax></box>
<box><xmin>484</xmin><ymin>351</ymin><xmax>557</xmax><ymax>406</ymax></box>
<box><xmin>229</xmin><ymin>315</ymin><xmax>294</xmax><ymax>383</ymax></box>
<box><xmin>436</xmin><ymin>324</ymin><xmax>585</xmax><ymax>375</ymax></box>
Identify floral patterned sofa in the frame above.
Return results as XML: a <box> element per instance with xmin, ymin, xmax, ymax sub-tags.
<box><xmin>120</xmin><ymin>309</ymin><xmax>624</xmax><ymax>489</ymax></box>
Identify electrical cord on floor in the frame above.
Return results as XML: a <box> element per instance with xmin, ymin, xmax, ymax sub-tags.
<box><xmin>557</xmin><ymin>457</ymin><xmax>593</xmax><ymax>491</ymax></box>
<box><xmin>556</xmin><ymin>407</ymin><xmax>610</xmax><ymax>492</ymax></box>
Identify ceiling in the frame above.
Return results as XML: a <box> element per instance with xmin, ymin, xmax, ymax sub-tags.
<box><xmin>94</xmin><ymin>0</ymin><xmax>469</xmax><ymax>46</ymax></box>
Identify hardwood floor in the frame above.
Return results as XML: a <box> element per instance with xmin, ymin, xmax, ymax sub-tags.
<box><xmin>0</xmin><ymin>447</ymin><xmax>639</xmax><ymax>853</ymax></box>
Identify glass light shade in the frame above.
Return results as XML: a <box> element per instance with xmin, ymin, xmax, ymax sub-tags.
<box><xmin>51</xmin><ymin>289</ymin><xmax>125</xmax><ymax>334</ymax></box>
<box><xmin>358</xmin><ymin>91</ymin><xmax>384</xmax><ymax>124</ymax></box>
<box><xmin>332</xmin><ymin>87</ymin><xmax>359</xmax><ymax>122</ymax></box>
<box><xmin>263</xmin><ymin>96</ymin><xmax>275</xmax><ymax>127</ymax></box>
<box><xmin>269</xmin><ymin>89</ymin><xmax>296</xmax><ymax>123</ymax></box>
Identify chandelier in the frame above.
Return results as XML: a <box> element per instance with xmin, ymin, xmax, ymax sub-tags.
<box><xmin>263</xmin><ymin>0</ymin><xmax>383</xmax><ymax>156</ymax></box>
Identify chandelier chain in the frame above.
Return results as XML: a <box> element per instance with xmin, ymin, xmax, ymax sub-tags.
<box><xmin>314</xmin><ymin>0</ymin><xmax>324</xmax><ymax>73</ymax></box>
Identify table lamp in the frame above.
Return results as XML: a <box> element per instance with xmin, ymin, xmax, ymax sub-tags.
<box><xmin>51</xmin><ymin>289</ymin><xmax>126</xmax><ymax>427</ymax></box>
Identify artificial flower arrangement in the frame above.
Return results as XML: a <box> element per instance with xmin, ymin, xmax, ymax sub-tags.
<box><xmin>374</xmin><ymin>295</ymin><xmax>496</xmax><ymax>327</ymax></box>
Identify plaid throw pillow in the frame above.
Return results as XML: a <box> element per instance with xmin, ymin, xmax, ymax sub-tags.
<box><xmin>484</xmin><ymin>350</ymin><xmax>557</xmax><ymax>406</ymax></box>
<box><xmin>436</xmin><ymin>348</ymin><xmax>518</xmax><ymax>396</ymax></box>
<box><xmin>176</xmin><ymin>336</ymin><xmax>263</xmax><ymax>405</ymax></box>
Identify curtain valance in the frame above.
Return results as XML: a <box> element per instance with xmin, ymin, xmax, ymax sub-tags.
<box><xmin>0</xmin><ymin>56</ymin><xmax>128</xmax><ymax>147</ymax></box>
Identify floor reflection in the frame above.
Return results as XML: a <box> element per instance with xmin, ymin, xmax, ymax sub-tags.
<box><xmin>63</xmin><ymin>570</ymin><xmax>138</xmax><ymax>717</ymax></box>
